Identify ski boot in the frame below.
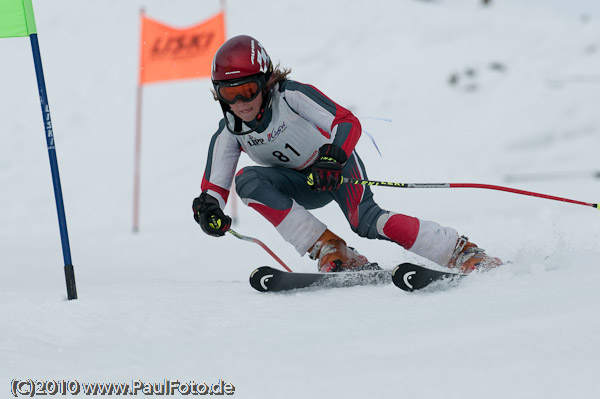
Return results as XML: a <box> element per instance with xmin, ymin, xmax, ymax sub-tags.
<box><xmin>308</xmin><ymin>229</ymin><xmax>372</xmax><ymax>273</ymax></box>
<box><xmin>448</xmin><ymin>236</ymin><xmax>502</xmax><ymax>273</ymax></box>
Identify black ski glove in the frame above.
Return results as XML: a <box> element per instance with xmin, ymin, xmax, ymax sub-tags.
<box><xmin>307</xmin><ymin>144</ymin><xmax>348</xmax><ymax>192</ymax></box>
<box><xmin>192</xmin><ymin>192</ymin><xmax>232</xmax><ymax>237</ymax></box>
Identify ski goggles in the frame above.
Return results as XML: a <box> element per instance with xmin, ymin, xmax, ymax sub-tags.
<box><xmin>215</xmin><ymin>77</ymin><xmax>263</xmax><ymax>105</ymax></box>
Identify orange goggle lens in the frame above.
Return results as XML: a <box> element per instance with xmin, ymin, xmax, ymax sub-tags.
<box><xmin>217</xmin><ymin>81</ymin><xmax>260</xmax><ymax>104</ymax></box>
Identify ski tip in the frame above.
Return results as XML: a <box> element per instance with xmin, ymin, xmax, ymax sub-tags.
<box><xmin>392</xmin><ymin>262</ymin><xmax>465</xmax><ymax>292</ymax></box>
<box><xmin>249</xmin><ymin>266</ymin><xmax>278</xmax><ymax>292</ymax></box>
<box><xmin>391</xmin><ymin>263</ymin><xmax>417</xmax><ymax>292</ymax></box>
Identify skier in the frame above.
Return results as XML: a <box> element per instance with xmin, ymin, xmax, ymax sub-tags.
<box><xmin>192</xmin><ymin>35</ymin><xmax>501</xmax><ymax>273</ymax></box>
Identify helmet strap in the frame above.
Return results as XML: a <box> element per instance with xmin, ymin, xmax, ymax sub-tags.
<box><xmin>258</xmin><ymin>82</ymin><xmax>275</xmax><ymax>120</ymax></box>
<box><xmin>217</xmin><ymin>80</ymin><xmax>275</xmax><ymax>135</ymax></box>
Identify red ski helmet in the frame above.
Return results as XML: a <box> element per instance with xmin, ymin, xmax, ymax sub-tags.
<box><xmin>211</xmin><ymin>35</ymin><xmax>274</xmax><ymax>135</ymax></box>
<box><xmin>211</xmin><ymin>35</ymin><xmax>273</xmax><ymax>83</ymax></box>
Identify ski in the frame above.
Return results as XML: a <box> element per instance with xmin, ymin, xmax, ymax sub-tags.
<box><xmin>249</xmin><ymin>264</ymin><xmax>392</xmax><ymax>292</ymax></box>
<box><xmin>391</xmin><ymin>262</ymin><xmax>465</xmax><ymax>292</ymax></box>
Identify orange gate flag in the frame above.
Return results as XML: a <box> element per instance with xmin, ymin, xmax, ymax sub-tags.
<box><xmin>139</xmin><ymin>12</ymin><xmax>225</xmax><ymax>85</ymax></box>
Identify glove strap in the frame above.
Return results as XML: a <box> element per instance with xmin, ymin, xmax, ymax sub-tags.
<box><xmin>318</xmin><ymin>144</ymin><xmax>348</xmax><ymax>165</ymax></box>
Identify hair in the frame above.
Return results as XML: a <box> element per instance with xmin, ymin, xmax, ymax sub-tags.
<box><xmin>267</xmin><ymin>63</ymin><xmax>292</xmax><ymax>88</ymax></box>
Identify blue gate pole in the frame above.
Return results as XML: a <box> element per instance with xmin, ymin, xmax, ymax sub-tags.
<box><xmin>29</xmin><ymin>33</ymin><xmax>78</xmax><ymax>300</ymax></box>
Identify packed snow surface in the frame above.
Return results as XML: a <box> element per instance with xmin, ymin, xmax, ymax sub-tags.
<box><xmin>1</xmin><ymin>0</ymin><xmax>599</xmax><ymax>398</ymax></box>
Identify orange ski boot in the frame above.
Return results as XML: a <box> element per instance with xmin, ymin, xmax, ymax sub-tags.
<box><xmin>308</xmin><ymin>229</ymin><xmax>371</xmax><ymax>273</ymax></box>
<box><xmin>448</xmin><ymin>236</ymin><xmax>503</xmax><ymax>273</ymax></box>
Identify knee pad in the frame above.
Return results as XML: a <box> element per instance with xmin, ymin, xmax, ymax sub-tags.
<box><xmin>235</xmin><ymin>167</ymin><xmax>262</xmax><ymax>200</ymax></box>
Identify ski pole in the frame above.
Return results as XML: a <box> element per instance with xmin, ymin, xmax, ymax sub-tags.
<box><xmin>341</xmin><ymin>177</ymin><xmax>599</xmax><ymax>210</ymax></box>
<box><xmin>227</xmin><ymin>228</ymin><xmax>293</xmax><ymax>272</ymax></box>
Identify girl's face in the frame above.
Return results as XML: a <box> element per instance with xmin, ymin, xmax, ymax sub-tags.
<box><xmin>229</xmin><ymin>91</ymin><xmax>263</xmax><ymax>122</ymax></box>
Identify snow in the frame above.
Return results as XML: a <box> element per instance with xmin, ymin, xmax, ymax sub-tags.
<box><xmin>1</xmin><ymin>0</ymin><xmax>600</xmax><ymax>397</ymax></box>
